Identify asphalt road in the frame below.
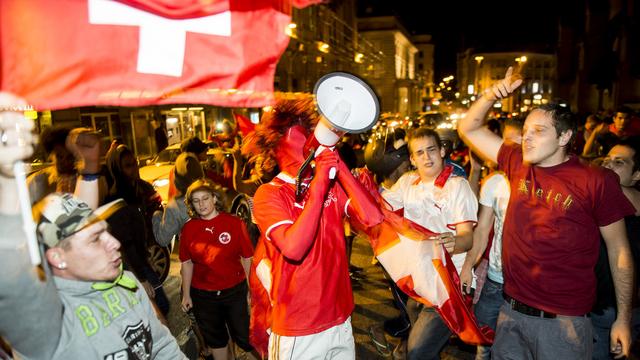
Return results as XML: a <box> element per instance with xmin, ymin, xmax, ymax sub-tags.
<box><xmin>161</xmin><ymin>234</ymin><xmax>476</xmax><ymax>360</ymax></box>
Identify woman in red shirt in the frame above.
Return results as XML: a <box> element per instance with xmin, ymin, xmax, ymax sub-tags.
<box><xmin>179</xmin><ymin>179</ymin><xmax>254</xmax><ymax>360</ymax></box>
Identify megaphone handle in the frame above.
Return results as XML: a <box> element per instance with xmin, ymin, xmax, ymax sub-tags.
<box><xmin>296</xmin><ymin>151</ymin><xmax>316</xmax><ymax>200</ymax></box>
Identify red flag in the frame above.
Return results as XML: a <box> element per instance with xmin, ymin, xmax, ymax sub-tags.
<box><xmin>1</xmin><ymin>0</ymin><xmax>292</xmax><ymax>110</ymax></box>
<box><xmin>233</xmin><ymin>113</ymin><xmax>256</xmax><ymax>136</ymax></box>
<box><xmin>353</xmin><ymin>169</ymin><xmax>494</xmax><ymax>346</ymax></box>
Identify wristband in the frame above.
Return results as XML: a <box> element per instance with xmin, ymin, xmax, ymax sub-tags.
<box><xmin>80</xmin><ymin>173</ymin><xmax>101</xmax><ymax>181</ymax></box>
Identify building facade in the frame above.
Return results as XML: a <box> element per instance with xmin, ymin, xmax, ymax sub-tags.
<box><xmin>357</xmin><ymin>16</ymin><xmax>422</xmax><ymax>116</ymax></box>
<box><xmin>458</xmin><ymin>50</ymin><xmax>557</xmax><ymax>113</ymax></box>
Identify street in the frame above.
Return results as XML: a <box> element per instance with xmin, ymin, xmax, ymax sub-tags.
<box><xmin>162</xmin><ymin>234</ymin><xmax>475</xmax><ymax>359</ymax></box>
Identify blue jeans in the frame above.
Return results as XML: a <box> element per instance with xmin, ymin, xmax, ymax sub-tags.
<box><xmin>591</xmin><ymin>306</ymin><xmax>616</xmax><ymax>360</ymax></box>
<box><xmin>406</xmin><ymin>299</ymin><xmax>452</xmax><ymax>360</ymax></box>
<box><xmin>474</xmin><ymin>278</ymin><xmax>503</xmax><ymax>360</ymax></box>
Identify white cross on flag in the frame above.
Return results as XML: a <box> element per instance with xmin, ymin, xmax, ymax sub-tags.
<box><xmin>0</xmin><ymin>0</ymin><xmax>312</xmax><ymax>109</ymax></box>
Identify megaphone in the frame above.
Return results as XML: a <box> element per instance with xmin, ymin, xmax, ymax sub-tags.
<box><xmin>296</xmin><ymin>72</ymin><xmax>380</xmax><ymax>198</ymax></box>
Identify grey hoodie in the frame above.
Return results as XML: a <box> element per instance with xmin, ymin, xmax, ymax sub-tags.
<box><xmin>0</xmin><ymin>215</ymin><xmax>186</xmax><ymax>360</ymax></box>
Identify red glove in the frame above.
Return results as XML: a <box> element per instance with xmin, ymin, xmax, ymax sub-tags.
<box><xmin>336</xmin><ymin>160</ymin><xmax>384</xmax><ymax>228</ymax></box>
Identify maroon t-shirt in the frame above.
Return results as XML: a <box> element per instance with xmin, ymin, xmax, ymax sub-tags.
<box><xmin>498</xmin><ymin>143</ymin><xmax>634</xmax><ymax>315</ymax></box>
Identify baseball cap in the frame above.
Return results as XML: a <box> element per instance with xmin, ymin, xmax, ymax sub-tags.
<box><xmin>180</xmin><ymin>136</ymin><xmax>208</xmax><ymax>154</ymax></box>
<box><xmin>34</xmin><ymin>193</ymin><xmax>125</xmax><ymax>248</ymax></box>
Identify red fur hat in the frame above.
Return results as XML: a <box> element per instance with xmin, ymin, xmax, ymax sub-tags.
<box><xmin>242</xmin><ymin>95</ymin><xmax>318</xmax><ymax>175</ymax></box>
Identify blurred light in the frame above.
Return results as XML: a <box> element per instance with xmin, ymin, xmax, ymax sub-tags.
<box><xmin>467</xmin><ymin>84</ymin><xmax>474</xmax><ymax>95</ymax></box>
<box><xmin>532</xmin><ymin>82</ymin><xmax>539</xmax><ymax>93</ymax></box>
<box><xmin>533</xmin><ymin>94</ymin><xmax>542</xmax><ymax>100</ymax></box>
<box><xmin>285</xmin><ymin>23</ymin><xmax>297</xmax><ymax>38</ymax></box>
<box><xmin>262</xmin><ymin>105</ymin><xmax>273</xmax><ymax>112</ymax></box>
<box><xmin>188</xmin><ymin>107</ymin><xmax>203</xmax><ymax>111</ymax></box>
<box><xmin>515</xmin><ymin>56</ymin><xmax>527</xmax><ymax>63</ymax></box>
<box><xmin>524</xmin><ymin>99</ymin><xmax>531</xmax><ymax>105</ymax></box>
<box><xmin>470</xmin><ymin>95</ymin><xmax>476</xmax><ymax>101</ymax></box>
<box><xmin>474</xmin><ymin>56</ymin><xmax>484</xmax><ymax>62</ymax></box>
<box><xmin>493</xmin><ymin>102</ymin><xmax>502</xmax><ymax>108</ymax></box>
<box><xmin>153</xmin><ymin>178</ymin><xmax>170</xmax><ymax>188</ymax></box>
<box><xmin>167</xmin><ymin>117</ymin><xmax>178</xmax><ymax>124</ymax></box>
<box><xmin>446</xmin><ymin>87</ymin><xmax>451</xmax><ymax>91</ymax></box>
<box><xmin>315</xmin><ymin>56</ymin><xmax>323</xmax><ymax>63</ymax></box>
<box><xmin>317</xmin><ymin>41</ymin><xmax>330</xmax><ymax>53</ymax></box>
<box><xmin>390</xmin><ymin>121</ymin><xmax>399</xmax><ymax>127</ymax></box>
<box><xmin>450</xmin><ymin>114</ymin><xmax>459</xmax><ymax>120</ymax></box>
<box><xmin>24</xmin><ymin>110</ymin><xmax>38</xmax><ymax>119</ymax></box>
<box><xmin>454</xmin><ymin>92</ymin><xmax>460</xmax><ymax>98</ymax></box>
<box><xmin>432</xmin><ymin>99</ymin><xmax>440</xmax><ymax>105</ymax></box>
<box><xmin>170</xmin><ymin>107</ymin><xmax>187</xmax><ymax>111</ymax></box>
<box><xmin>461</xmin><ymin>99</ymin><xmax>469</xmax><ymax>105</ymax></box>
<box><xmin>354</xmin><ymin>53</ymin><xmax>364</xmax><ymax>63</ymax></box>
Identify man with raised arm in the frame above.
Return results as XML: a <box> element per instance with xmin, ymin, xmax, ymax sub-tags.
<box><xmin>457</xmin><ymin>67</ymin><xmax>635</xmax><ymax>359</ymax></box>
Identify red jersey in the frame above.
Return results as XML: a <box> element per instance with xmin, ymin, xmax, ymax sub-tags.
<box><xmin>498</xmin><ymin>143</ymin><xmax>634</xmax><ymax>315</ymax></box>
<box><xmin>179</xmin><ymin>213</ymin><xmax>254</xmax><ymax>291</ymax></box>
<box><xmin>253</xmin><ymin>173</ymin><xmax>353</xmax><ymax>336</ymax></box>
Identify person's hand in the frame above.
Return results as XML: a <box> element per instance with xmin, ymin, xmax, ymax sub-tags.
<box><xmin>314</xmin><ymin>149</ymin><xmax>339</xmax><ymax>182</ymax></box>
<box><xmin>0</xmin><ymin>92</ymin><xmax>35</xmax><ymax>169</ymax></box>
<box><xmin>181</xmin><ymin>294</ymin><xmax>193</xmax><ymax>312</ymax></box>
<box><xmin>609</xmin><ymin>318</ymin><xmax>631</xmax><ymax>359</ymax></box>
<box><xmin>483</xmin><ymin>67</ymin><xmax>523</xmax><ymax>101</ymax></box>
<box><xmin>430</xmin><ymin>232</ymin><xmax>456</xmax><ymax>254</ymax></box>
<box><xmin>593</xmin><ymin>122</ymin><xmax>609</xmax><ymax>136</ymax></box>
<box><xmin>141</xmin><ymin>280</ymin><xmax>156</xmax><ymax>299</ymax></box>
<box><xmin>469</xmin><ymin>151</ymin><xmax>483</xmax><ymax>173</ymax></box>
<box><xmin>66</xmin><ymin>128</ymin><xmax>101</xmax><ymax>174</ymax></box>
<box><xmin>459</xmin><ymin>266</ymin><xmax>473</xmax><ymax>295</ymax></box>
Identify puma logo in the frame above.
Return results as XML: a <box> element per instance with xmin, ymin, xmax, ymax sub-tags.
<box><xmin>204</xmin><ymin>227</ymin><xmax>214</xmax><ymax>234</ymax></box>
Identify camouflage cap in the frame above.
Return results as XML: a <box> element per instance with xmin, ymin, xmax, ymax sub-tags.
<box><xmin>34</xmin><ymin>193</ymin><xmax>124</xmax><ymax>248</ymax></box>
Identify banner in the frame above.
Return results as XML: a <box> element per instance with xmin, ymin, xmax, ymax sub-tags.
<box><xmin>1</xmin><ymin>0</ymin><xmax>295</xmax><ymax>109</ymax></box>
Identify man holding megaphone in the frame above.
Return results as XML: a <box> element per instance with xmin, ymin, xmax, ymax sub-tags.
<box><xmin>247</xmin><ymin>91</ymin><xmax>383</xmax><ymax>359</ymax></box>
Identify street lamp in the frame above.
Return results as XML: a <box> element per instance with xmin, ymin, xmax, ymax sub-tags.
<box><xmin>474</xmin><ymin>55</ymin><xmax>484</xmax><ymax>97</ymax></box>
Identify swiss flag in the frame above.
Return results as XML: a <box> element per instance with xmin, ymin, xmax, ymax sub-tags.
<box><xmin>355</xmin><ymin>168</ymin><xmax>494</xmax><ymax>345</ymax></box>
<box><xmin>1</xmin><ymin>0</ymin><xmax>296</xmax><ymax>110</ymax></box>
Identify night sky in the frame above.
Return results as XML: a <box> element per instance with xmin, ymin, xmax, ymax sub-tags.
<box><xmin>358</xmin><ymin>0</ymin><xmax>572</xmax><ymax>81</ymax></box>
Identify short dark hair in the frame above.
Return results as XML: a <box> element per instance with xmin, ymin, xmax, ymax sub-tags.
<box><xmin>534</xmin><ymin>103</ymin><xmax>577</xmax><ymax>145</ymax></box>
<box><xmin>40</xmin><ymin>126</ymin><xmax>71</xmax><ymax>155</ymax></box>
<box><xmin>407</xmin><ymin>127</ymin><xmax>441</xmax><ymax>153</ymax></box>
<box><xmin>614</xmin><ymin>136</ymin><xmax>640</xmax><ymax>172</ymax></box>
<box><xmin>616</xmin><ymin>106</ymin><xmax>633</xmax><ymax>116</ymax></box>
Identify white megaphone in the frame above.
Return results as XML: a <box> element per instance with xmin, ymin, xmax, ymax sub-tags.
<box><xmin>296</xmin><ymin>72</ymin><xmax>380</xmax><ymax>198</ymax></box>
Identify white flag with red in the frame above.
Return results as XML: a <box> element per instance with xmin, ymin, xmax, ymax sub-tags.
<box><xmin>355</xmin><ymin>169</ymin><xmax>494</xmax><ymax>345</ymax></box>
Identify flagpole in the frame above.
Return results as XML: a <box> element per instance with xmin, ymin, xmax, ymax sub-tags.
<box><xmin>14</xmin><ymin>161</ymin><xmax>40</xmax><ymax>266</ymax></box>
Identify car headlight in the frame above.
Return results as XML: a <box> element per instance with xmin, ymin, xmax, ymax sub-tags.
<box><xmin>153</xmin><ymin>178</ymin><xmax>170</xmax><ymax>188</ymax></box>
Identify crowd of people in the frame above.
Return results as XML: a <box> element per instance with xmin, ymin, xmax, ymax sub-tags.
<box><xmin>1</xmin><ymin>66</ymin><xmax>639</xmax><ymax>360</ymax></box>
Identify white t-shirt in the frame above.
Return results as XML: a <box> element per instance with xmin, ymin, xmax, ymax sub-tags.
<box><xmin>478</xmin><ymin>171</ymin><xmax>510</xmax><ymax>284</ymax></box>
<box><xmin>382</xmin><ymin>170</ymin><xmax>478</xmax><ymax>275</ymax></box>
